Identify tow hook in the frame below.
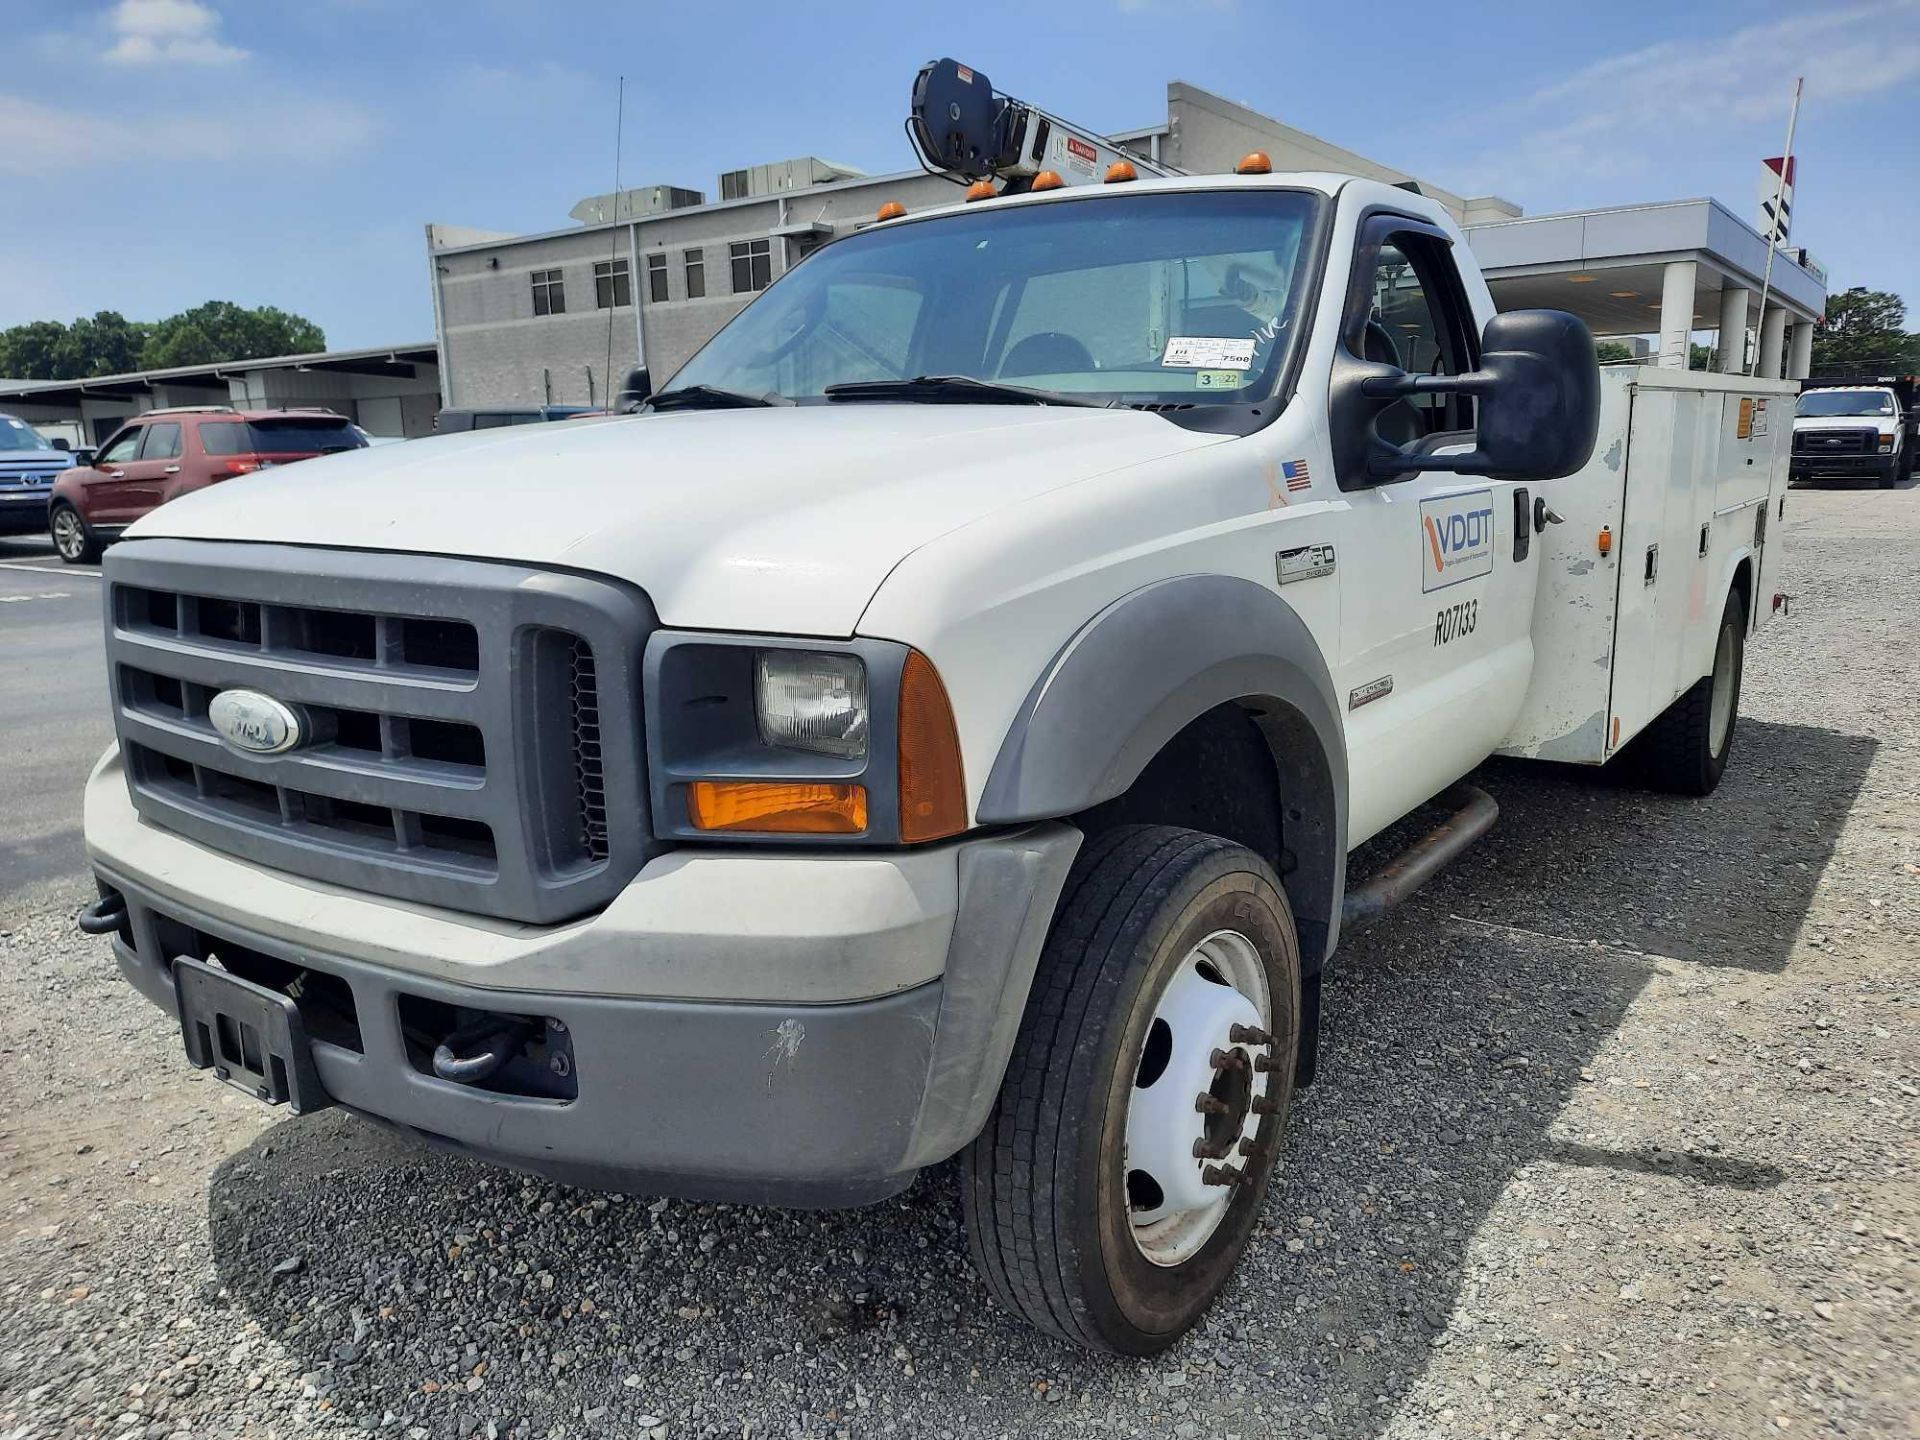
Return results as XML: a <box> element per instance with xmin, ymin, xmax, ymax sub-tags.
<box><xmin>77</xmin><ymin>890</ymin><xmax>128</xmax><ymax>937</ymax></box>
<box><xmin>433</xmin><ymin>1019</ymin><xmax>534</xmax><ymax>1085</ymax></box>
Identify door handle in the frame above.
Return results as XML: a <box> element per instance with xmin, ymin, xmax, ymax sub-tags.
<box><xmin>1533</xmin><ymin>496</ymin><xmax>1565</xmax><ymax>533</ymax></box>
<box><xmin>163</xmin><ymin>465</ymin><xmax>181</xmax><ymax>474</ymax></box>
<box><xmin>108</xmin><ymin>470</ymin><xmax>125</xmax><ymax>478</ymax></box>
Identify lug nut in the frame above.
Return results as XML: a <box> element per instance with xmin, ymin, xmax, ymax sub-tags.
<box><xmin>1194</xmin><ymin>1093</ymin><xmax>1230</xmax><ymax>1116</ymax></box>
<box><xmin>1254</xmin><ymin>1053</ymin><xmax>1284</xmax><ymax>1073</ymax></box>
<box><xmin>1209</xmin><ymin>1047</ymin><xmax>1248</xmax><ymax>1072</ymax></box>
<box><xmin>1192</xmin><ymin>1137</ymin><xmax>1232</xmax><ymax>1160</ymax></box>
<box><xmin>1250</xmin><ymin>1094</ymin><xmax>1282</xmax><ymax>1116</ymax></box>
<box><xmin>1238</xmin><ymin>1138</ymin><xmax>1269</xmax><ymax>1161</ymax></box>
<box><xmin>1202</xmin><ymin>1164</ymin><xmax>1244</xmax><ymax>1187</ymax></box>
<box><xmin>1229</xmin><ymin>1024</ymin><xmax>1271</xmax><ymax>1046</ymax></box>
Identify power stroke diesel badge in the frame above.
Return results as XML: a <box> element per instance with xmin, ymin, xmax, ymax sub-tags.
<box><xmin>208</xmin><ymin>689</ymin><xmax>304</xmax><ymax>755</ymax></box>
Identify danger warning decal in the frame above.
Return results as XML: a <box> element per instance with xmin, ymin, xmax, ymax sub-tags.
<box><xmin>1420</xmin><ymin>489</ymin><xmax>1496</xmax><ymax>593</ymax></box>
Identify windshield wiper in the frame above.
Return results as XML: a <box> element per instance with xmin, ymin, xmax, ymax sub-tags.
<box><xmin>825</xmin><ymin>375</ymin><xmax>1109</xmax><ymax>409</ymax></box>
<box><xmin>647</xmin><ymin>384</ymin><xmax>793</xmax><ymax>412</ymax></box>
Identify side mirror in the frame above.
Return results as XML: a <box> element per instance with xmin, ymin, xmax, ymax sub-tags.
<box><xmin>50</xmin><ymin>437</ymin><xmax>70</xmax><ymax>452</ymax></box>
<box><xmin>616</xmin><ymin>366</ymin><xmax>652</xmax><ymax>413</ymax></box>
<box><xmin>1340</xmin><ymin>309</ymin><xmax>1602</xmax><ymax>483</ymax></box>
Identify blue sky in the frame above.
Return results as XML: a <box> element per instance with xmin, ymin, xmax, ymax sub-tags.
<box><xmin>4</xmin><ymin>0</ymin><xmax>1916</xmax><ymax>349</ymax></box>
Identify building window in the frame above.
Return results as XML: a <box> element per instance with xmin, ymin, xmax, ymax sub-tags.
<box><xmin>594</xmin><ymin>258</ymin><xmax>631</xmax><ymax>308</ymax></box>
<box><xmin>646</xmin><ymin>253</ymin><xmax>669</xmax><ymax>304</ymax></box>
<box><xmin>684</xmin><ymin>248</ymin><xmax>705</xmax><ymax>300</ymax></box>
<box><xmin>729</xmin><ymin>238</ymin><xmax>772</xmax><ymax>294</ymax></box>
<box><xmin>720</xmin><ymin>169</ymin><xmax>749</xmax><ymax>202</ymax></box>
<box><xmin>531</xmin><ymin>268</ymin><xmax>565</xmax><ymax>316</ymax></box>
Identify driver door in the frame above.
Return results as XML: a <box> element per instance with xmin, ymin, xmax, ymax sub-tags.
<box><xmin>82</xmin><ymin>424</ymin><xmax>149</xmax><ymax>525</ymax></box>
<box><xmin>1329</xmin><ymin>217</ymin><xmax>1540</xmax><ymax>843</ymax></box>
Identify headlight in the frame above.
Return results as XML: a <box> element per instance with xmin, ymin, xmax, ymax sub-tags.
<box><xmin>1878</xmin><ymin>433</ymin><xmax>1895</xmax><ymax>452</ymax></box>
<box><xmin>756</xmin><ymin>650</ymin><xmax>869</xmax><ymax>758</ymax></box>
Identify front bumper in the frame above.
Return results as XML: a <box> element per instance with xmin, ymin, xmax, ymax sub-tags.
<box><xmin>86</xmin><ymin>747</ymin><xmax>1080</xmax><ymax>1205</ymax></box>
<box><xmin>0</xmin><ymin>493</ymin><xmax>50</xmax><ymax>534</ymax></box>
<box><xmin>1790</xmin><ymin>451</ymin><xmax>1896</xmax><ymax>482</ymax></box>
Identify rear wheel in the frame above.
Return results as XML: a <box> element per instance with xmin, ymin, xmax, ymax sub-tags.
<box><xmin>962</xmin><ymin>825</ymin><xmax>1301</xmax><ymax>1355</ymax></box>
<box><xmin>1636</xmin><ymin>588</ymin><xmax>1745</xmax><ymax>795</ymax></box>
<box><xmin>49</xmin><ymin>503</ymin><xmax>101</xmax><ymax>565</ymax></box>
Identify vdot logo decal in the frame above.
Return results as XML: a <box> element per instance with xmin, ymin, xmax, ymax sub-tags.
<box><xmin>1420</xmin><ymin>489</ymin><xmax>1496</xmax><ymax>593</ymax></box>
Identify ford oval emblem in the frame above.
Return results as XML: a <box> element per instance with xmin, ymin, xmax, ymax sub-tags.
<box><xmin>208</xmin><ymin>689</ymin><xmax>303</xmax><ymax>755</ymax></box>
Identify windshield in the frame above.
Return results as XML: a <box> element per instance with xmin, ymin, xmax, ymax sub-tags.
<box><xmin>1797</xmin><ymin>389</ymin><xmax>1895</xmax><ymax>418</ymax></box>
<box><xmin>668</xmin><ymin>189</ymin><xmax>1322</xmax><ymax>409</ymax></box>
<box><xmin>0</xmin><ymin>416</ymin><xmax>53</xmax><ymax>451</ymax></box>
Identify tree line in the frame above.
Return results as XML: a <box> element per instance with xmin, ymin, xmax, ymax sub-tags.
<box><xmin>0</xmin><ymin>302</ymin><xmax>327</xmax><ymax>381</ymax></box>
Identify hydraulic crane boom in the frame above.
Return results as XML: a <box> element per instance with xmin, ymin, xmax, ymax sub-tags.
<box><xmin>908</xmin><ymin>57</ymin><xmax>1182</xmax><ymax>193</ymax></box>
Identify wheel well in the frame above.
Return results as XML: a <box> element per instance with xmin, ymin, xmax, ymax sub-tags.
<box><xmin>1730</xmin><ymin>556</ymin><xmax>1753</xmax><ymax>626</ymax></box>
<box><xmin>1072</xmin><ymin>699</ymin><xmax>1341</xmax><ymax>1087</ymax></box>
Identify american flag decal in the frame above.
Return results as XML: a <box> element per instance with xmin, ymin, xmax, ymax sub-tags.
<box><xmin>1281</xmin><ymin>459</ymin><xmax>1312</xmax><ymax>491</ymax></box>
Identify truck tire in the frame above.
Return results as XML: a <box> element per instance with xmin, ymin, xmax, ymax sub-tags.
<box><xmin>962</xmin><ymin>824</ymin><xmax>1300</xmax><ymax>1355</ymax></box>
<box><xmin>1638</xmin><ymin>588</ymin><xmax>1745</xmax><ymax>796</ymax></box>
<box><xmin>49</xmin><ymin>502</ymin><xmax>102</xmax><ymax>565</ymax></box>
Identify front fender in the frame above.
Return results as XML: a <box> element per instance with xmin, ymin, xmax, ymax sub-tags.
<box><xmin>977</xmin><ymin>573</ymin><xmax>1347</xmax><ymax>964</ymax></box>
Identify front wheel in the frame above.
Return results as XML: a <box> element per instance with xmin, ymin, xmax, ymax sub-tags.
<box><xmin>962</xmin><ymin>825</ymin><xmax>1301</xmax><ymax>1355</ymax></box>
<box><xmin>49</xmin><ymin>503</ymin><xmax>101</xmax><ymax>565</ymax></box>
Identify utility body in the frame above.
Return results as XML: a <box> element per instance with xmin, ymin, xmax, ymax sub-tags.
<box><xmin>80</xmin><ymin>63</ymin><xmax>1790</xmax><ymax>1354</ymax></box>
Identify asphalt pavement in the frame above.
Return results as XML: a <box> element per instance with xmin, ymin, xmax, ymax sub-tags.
<box><xmin>0</xmin><ymin>535</ymin><xmax>111</xmax><ymax>918</ymax></box>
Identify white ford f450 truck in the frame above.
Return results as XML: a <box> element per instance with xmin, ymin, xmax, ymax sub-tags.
<box><xmin>79</xmin><ymin>134</ymin><xmax>1793</xmax><ymax>1354</ymax></box>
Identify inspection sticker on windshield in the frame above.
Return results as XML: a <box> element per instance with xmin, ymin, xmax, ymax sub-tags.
<box><xmin>1163</xmin><ymin>336</ymin><xmax>1256</xmax><ymax>370</ymax></box>
<box><xmin>1195</xmin><ymin>369</ymin><xmax>1244</xmax><ymax>390</ymax></box>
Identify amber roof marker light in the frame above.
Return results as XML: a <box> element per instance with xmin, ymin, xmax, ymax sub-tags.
<box><xmin>1235</xmin><ymin>151</ymin><xmax>1273</xmax><ymax>175</ymax></box>
<box><xmin>875</xmin><ymin>201</ymin><xmax>908</xmax><ymax>221</ymax></box>
<box><xmin>964</xmin><ymin>179</ymin><xmax>997</xmax><ymax>202</ymax></box>
<box><xmin>1104</xmin><ymin>161</ymin><xmax>1138</xmax><ymax>184</ymax></box>
<box><xmin>1030</xmin><ymin>170</ymin><xmax>1067</xmax><ymax>192</ymax></box>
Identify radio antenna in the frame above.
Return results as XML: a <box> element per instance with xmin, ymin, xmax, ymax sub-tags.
<box><xmin>603</xmin><ymin>75</ymin><xmax>626</xmax><ymax>405</ymax></box>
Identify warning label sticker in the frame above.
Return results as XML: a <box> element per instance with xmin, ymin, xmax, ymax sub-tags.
<box><xmin>1163</xmin><ymin>336</ymin><xmax>1256</xmax><ymax>369</ymax></box>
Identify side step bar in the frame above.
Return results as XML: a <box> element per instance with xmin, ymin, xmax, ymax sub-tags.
<box><xmin>1340</xmin><ymin>784</ymin><xmax>1498</xmax><ymax>933</ymax></box>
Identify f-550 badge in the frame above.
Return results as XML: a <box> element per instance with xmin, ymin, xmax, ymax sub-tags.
<box><xmin>1276</xmin><ymin>542</ymin><xmax>1336</xmax><ymax>585</ymax></box>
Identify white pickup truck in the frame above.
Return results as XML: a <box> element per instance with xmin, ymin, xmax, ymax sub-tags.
<box><xmin>79</xmin><ymin>164</ymin><xmax>1792</xmax><ymax>1354</ymax></box>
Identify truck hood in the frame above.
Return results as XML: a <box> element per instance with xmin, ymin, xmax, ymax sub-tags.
<box><xmin>1792</xmin><ymin>414</ymin><xmax>1894</xmax><ymax>433</ymax></box>
<box><xmin>126</xmin><ymin>404</ymin><xmax>1228</xmax><ymax>635</ymax></box>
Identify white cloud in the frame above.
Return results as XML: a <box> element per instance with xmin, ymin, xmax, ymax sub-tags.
<box><xmin>1449</xmin><ymin>0</ymin><xmax>1920</xmax><ymax>197</ymax></box>
<box><xmin>104</xmin><ymin>0</ymin><xmax>247</xmax><ymax>66</ymax></box>
<box><xmin>0</xmin><ymin>92</ymin><xmax>374</xmax><ymax>174</ymax></box>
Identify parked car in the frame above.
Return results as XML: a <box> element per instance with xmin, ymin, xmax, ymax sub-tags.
<box><xmin>48</xmin><ymin>407</ymin><xmax>365</xmax><ymax>564</ymax></box>
<box><xmin>432</xmin><ymin>405</ymin><xmax>596</xmax><ymax>433</ymax></box>
<box><xmin>0</xmin><ymin>412</ymin><xmax>76</xmax><ymax>538</ymax></box>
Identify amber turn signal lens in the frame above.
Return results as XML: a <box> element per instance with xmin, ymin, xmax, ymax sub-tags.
<box><xmin>1597</xmin><ymin>525</ymin><xmax>1614</xmax><ymax>557</ymax></box>
<box><xmin>687</xmin><ymin>781</ymin><xmax>867</xmax><ymax>834</ymax></box>
<box><xmin>898</xmin><ymin>649</ymin><xmax>967</xmax><ymax>843</ymax></box>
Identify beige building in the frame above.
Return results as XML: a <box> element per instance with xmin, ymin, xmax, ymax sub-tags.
<box><xmin>427</xmin><ymin>79</ymin><xmax>1822</xmax><ymax>407</ymax></box>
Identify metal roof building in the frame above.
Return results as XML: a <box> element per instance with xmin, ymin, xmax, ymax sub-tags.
<box><xmin>0</xmin><ymin>343</ymin><xmax>441</xmax><ymax>446</ymax></box>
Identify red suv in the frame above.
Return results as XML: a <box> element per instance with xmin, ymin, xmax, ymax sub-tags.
<box><xmin>48</xmin><ymin>407</ymin><xmax>366</xmax><ymax>564</ymax></box>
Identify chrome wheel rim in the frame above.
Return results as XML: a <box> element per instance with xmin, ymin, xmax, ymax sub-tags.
<box><xmin>1123</xmin><ymin>929</ymin><xmax>1274</xmax><ymax>1267</ymax></box>
<box><xmin>1708</xmin><ymin>623</ymin><xmax>1736</xmax><ymax>755</ymax></box>
<box><xmin>51</xmin><ymin>509</ymin><xmax>83</xmax><ymax>560</ymax></box>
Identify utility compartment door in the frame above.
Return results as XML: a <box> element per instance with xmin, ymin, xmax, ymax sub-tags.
<box><xmin>1496</xmin><ymin>367</ymin><xmax>1632</xmax><ymax>762</ymax></box>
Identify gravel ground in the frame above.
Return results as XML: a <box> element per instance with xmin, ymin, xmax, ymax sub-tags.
<box><xmin>2</xmin><ymin>485</ymin><xmax>1915</xmax><ymax>1440</ymax></box>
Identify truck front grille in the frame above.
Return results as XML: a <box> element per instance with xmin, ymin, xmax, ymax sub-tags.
<box><xmin>1794</xmin><ymin>428</ymin><xmax>1874</xmax><ymax>455</ymax></box>
<box><xmin>104</xmin><ymin>540</ymin><xmax>659</xmax><ymax>924</ymax></box>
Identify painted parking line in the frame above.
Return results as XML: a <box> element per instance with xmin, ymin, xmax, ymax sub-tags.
<box><xmin>0</xmin><ymin>560</ymin><xmax>100</xmax><ymax>577</ymax></box>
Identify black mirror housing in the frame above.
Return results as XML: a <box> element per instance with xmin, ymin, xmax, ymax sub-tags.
<box><xmin>616</xmin><ymin>366</ymin><xmax>653</xmax><ymax>413</ymax></box>
<box><xmin>1344</xmin><ymin>309</ymin><xmax>1602</xmax><ymax>484</ymax></box>
<box><xmin>51</xmin><ymin>437</ymin><xmax>70</xmax><ymax>452</ymax></box>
